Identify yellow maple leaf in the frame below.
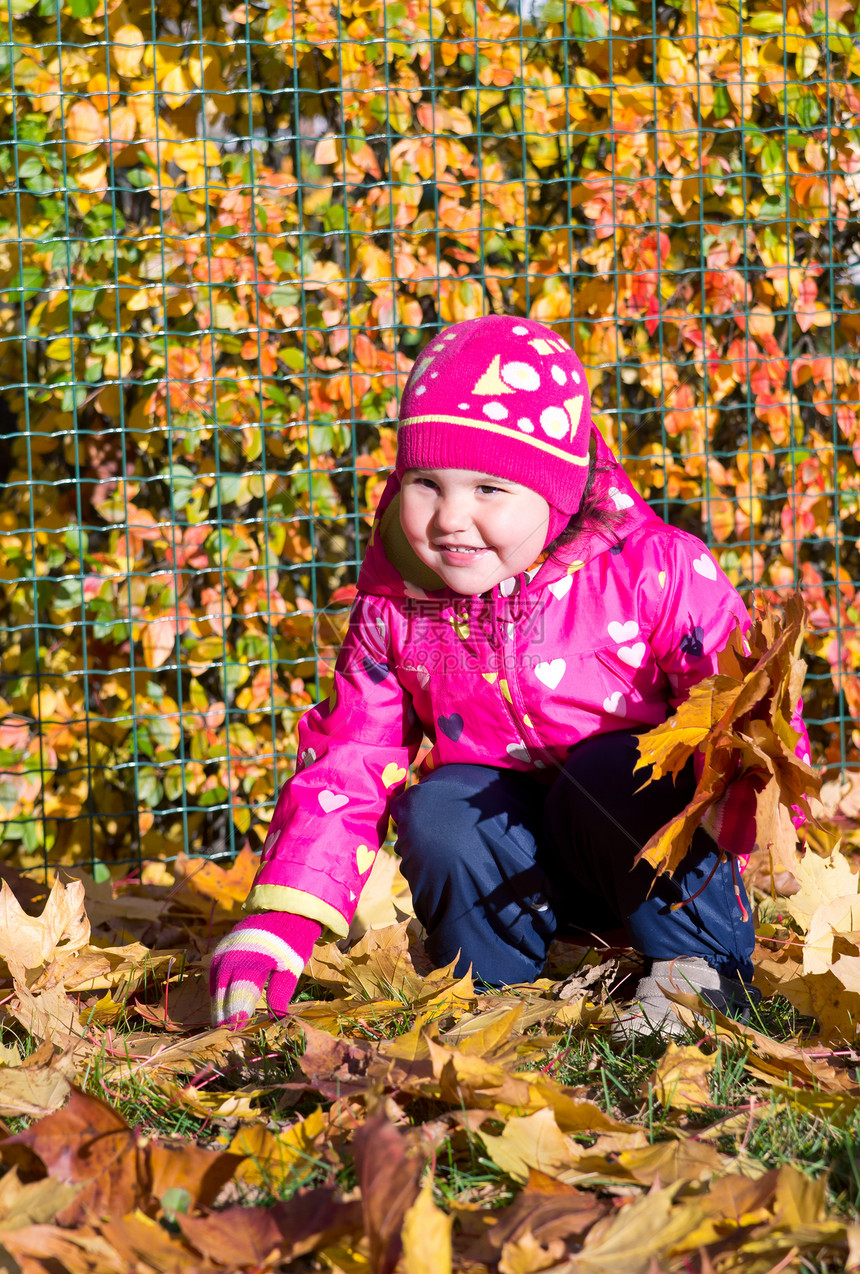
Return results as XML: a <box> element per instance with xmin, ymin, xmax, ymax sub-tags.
<box><xmin>635</xmin><ymin>595</ymin><xmax>820</xmax><ymax>879</ymax></box>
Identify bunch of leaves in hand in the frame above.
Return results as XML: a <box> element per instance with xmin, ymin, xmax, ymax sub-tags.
<box><xmin>634</xmin><ymin>593</ymin><xmax>821</xmax><ymax>881</ymax></box>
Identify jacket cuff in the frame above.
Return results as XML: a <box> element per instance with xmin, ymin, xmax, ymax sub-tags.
<box><xmin>243</xmin><ymin>884</ymin><xmax>349</xmax><ymax>938</ymax></box>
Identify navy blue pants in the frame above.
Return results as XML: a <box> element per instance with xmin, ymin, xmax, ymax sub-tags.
<box><xmin>392</xmin><ymin>729</ymin><xmax>753</xmax><ymax>986</ymax></box>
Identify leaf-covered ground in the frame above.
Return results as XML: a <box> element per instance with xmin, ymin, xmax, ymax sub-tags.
<box><xmin>0</xmin><ymin>849</ymin><xmax>860</xmax><ymax>1273</ymax></box>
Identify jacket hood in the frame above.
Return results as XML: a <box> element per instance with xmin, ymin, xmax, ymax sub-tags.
<box><xmin>356</xmin><ymin>428</ymin><xmax>660</xmax><ymax>601</ymax></box>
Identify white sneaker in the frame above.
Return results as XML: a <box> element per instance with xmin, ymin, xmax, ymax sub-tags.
<box><xmin>611</xmin><ymin>956</ymin><xmax>760</xmax><ymax>1043</ymax></box>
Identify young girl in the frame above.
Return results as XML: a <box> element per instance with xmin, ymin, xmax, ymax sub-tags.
<box><xmin>210</xmin><ymin>315</ymin><xmax>802</xmax><ymax>1037</ymax></box>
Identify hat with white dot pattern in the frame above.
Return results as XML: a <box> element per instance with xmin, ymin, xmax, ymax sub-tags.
<box><xmin>396</xmin><ymin>315</ymin><xmax>594</xmax><ymax>528</ymax></box>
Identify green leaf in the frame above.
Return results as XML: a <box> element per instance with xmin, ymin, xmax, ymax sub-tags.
<box><xmin>17</xmin><ymin>156</ymin><xmax>42</xmax><ymax>179</ymax></box>
<box><xmin>265</xmin><ymin>6</ymin><xmax>288</xmax><ymax>30</ymax></box>
<box><xmin>61</xmin><ymin>385</ymin><xmax>88</xmax><ymax>413</ymax></box>
<box><xmin>268</xmin><ymin>285</ymin><xmax>300</xmax><ymax>308</ymax></box>
<box><xmin>72</xmin><ymin>288</ymin><xmax>98</xmax><ymax>313</ymax></box>
<box><xmin>18</xmin><ymin>112</ymin><xmax>47</xmax><ymax>143</ymax></box>
<box><xmin>219</xmin><ymin>660</ymin><xmax>249</xmax><ymax>701</ymax></box>
<box><xmin>216</xmin><ymin>473</ymin><xmax>242</xmax><ymax>505</ymax></box>
<box><xmin>163</xmin><ymin>463</ymin><xmax>197</xmax><ymax>512</ymax></box>
<box><xmin>5</xmin><ymin>266</ymin><xmax>45</xmax><ymax>303</ymax></box>
<box><xmin>281</xmin><ymin>347</ymin><xmax>306</xmax><ymax>371</ymax></box>
<box><xmin>137</xmin><ymin>769</ymin><xmax>164</xmax><ymax>808</ymax></box>
<box><xmin>51</xmin><ymin>580</ymin><xmax>84</xmax><ymax>611</ymax></box>
<box><xmin>811</xmin><ymin>10</ymin><xmax>853</xmax><ymax>52</ymax></box>
<box><xmin>747</xmin><ymin>10</ymin><xmax>783</xmax><ymax>31</ymax></box>
<box><xmin>712</xmin><ymin>85</ymin><xmax>732</xmax><ymax>121</ymax></box>
<box><xmin>570</xmin><ymin>2</ymin><xmax>608</xmax><ymax>41</ymax></box>
<box><xmin>795</xmin><ymin>93</ymin><xmax>821</xmax><ymax>127</ymax></box>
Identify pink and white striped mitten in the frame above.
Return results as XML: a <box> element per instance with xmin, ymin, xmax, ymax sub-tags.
<box><xmin>209</xmin><ymin>911</ymin><xmax>322</xmax><ymax>1025</ymax></box>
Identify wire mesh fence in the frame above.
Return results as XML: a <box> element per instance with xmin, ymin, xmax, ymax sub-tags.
<box><xmin>1</xmin><ymin>0</ymin><xmax>859</xmax><ymax>876</ymax></box>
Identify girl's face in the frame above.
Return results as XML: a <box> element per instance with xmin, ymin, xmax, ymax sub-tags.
<box><xmin>399</xmin><ymin>468</ymin><xmax>551</xmax><ymax>595</ymax></box>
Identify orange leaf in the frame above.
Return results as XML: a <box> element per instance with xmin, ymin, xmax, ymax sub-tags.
<box><xmin>65</xmin><ymin>99</ymin><xmax>104</xmax><ymax>156</ymax></box>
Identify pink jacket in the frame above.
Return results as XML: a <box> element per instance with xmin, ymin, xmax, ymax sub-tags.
<box><xmin>246</xmin><ymin>435</ymin><xmax>789</xmax><ymax>937</ymax></box>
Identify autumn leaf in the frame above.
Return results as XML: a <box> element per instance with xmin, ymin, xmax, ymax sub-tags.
<box><xmin>478</xmin><ymin>1107</ymin><xmax>579</xmax><ymax>1183</ymax></box>
<box><xmin>228</xmin><ymin>1107</ymin><xmax>328</xmax><ymax>1189</ymax></box>
<box><xmin>0</xmin><ymin>1089</ymin><xmax>146</xmax><ymax>1225</ymax></box>
<box><xmin>353</xmin><ymin>1117</ymin><xmax>426</xmax><ymax>1274</ymax></box>
<box><xmin>178</xmin><ymin>1188</ymin><xmax>363</xmax><ymax>1266</ymax></box>
<box><xmin>570</xmin><ymin>1182</ymin><xmax>705</xmax><ymax>1273</ymax></box>
<box><xmin>785</xmin><ymin>845</ymin><xmax>859</xmax><ymax>934</ymax></box>
<box><xmin>635</xmin><ymin>595</ymin><xmax>820</xmax><ymax>879</ymax></box>
<box><xmin>0</xmin><ymin>1041</ymin><xmax>75</xmax><ymax>1120</ymax></box>
<box><xmin>642</xmin><ymin>1042</ymin><xmax>717</xmax><ymax>1111</ymax></box>
<box><xmin>401</xmin><ymin>1180</ymin><xmax>453</xmax><ymax>1274</ymax></box>
<box><xmin>64</xmin><ymin>99</ymin><xmax>105</xmax><ymax>156</ymax></box>
<box><xmin>0</xmin><ymin>879</ymin><xmax>90</xmax><ymax>980</ymax></box>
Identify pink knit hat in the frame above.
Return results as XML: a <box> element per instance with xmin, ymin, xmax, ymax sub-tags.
<box><xmin>396</xmin><ymin>315</ymin><xmax>594</xmax><ymax>544</ymax></box>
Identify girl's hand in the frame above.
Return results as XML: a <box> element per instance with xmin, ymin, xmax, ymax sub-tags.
<box><xmin>209</xmin><ymin>911</ymin><xmax>322</xmax><ymax>1025</ymax></box>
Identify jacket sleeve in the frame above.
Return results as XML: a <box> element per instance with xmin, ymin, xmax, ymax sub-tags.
<box><xmin>244</xmin><ymin>594</ymin><xmax>422</xmax><ymax>937</ymax></box>
<box><xmin>645</xmin><ymin>531</ymin><xmax>752</xmax><ymax>705</ymax></box>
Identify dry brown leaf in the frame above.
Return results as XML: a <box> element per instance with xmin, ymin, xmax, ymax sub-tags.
<box><xmin>0</xmin><ymin>1089</ymin><xmax>145</xmax><ymax>1226</ymax></box>
<box><xmin>228</xmin><ymin>1107</ymin><xmax>328</xmax><ymax>1189</ymax></box>
<box><xmin>7</xmin><ymin>983</ymin><xmax>92</xmax><ymax>1060</ymax></box>
<box><xmin>658</xmin><ymin>985</ymin><xmax>859</xmax><ymax>1088</ymax></box>
<box><xmin>171</xmin><ymin>847</ymin><xmax>260</xmax><ymax>919</ymax></box>
<box><xmin>743</xmin><ymin>844</ymin><xmax>801</xmax><ymax>897</ymax></box>
<box><xmin>642</xmin><ymin>1042</ymin><xmax>717</xmax><ymax>1111</ymax></box>
<box><xmin>467</xmin><ymin>1178</ymin><xmax>610</xmax><ymax>1269</ymax></box>
<box><xmin>349</xmin><ymin>848</ymin><xmax>415</xmax><ymax>938</ymax></box>
<box><xmin>803</xmin><ymin>895</ymin><xmax>860</xmax><ymax>974</ymax></box>
<box><xmin>766</xmin><ymin>1084</ymin><xmax>860</xmax><ymax>1128</ymax></box>
<box><xmin>635</xmin><ymin>676</ymin><xmax>744</xmax><ymax>782</ymax></box>
<box><xmin>401</xmin><ymin>1178</ymin><xmax>453</xmax><ymax>1274</ymax></box>
<box><xmin>408</xmin><ymin>1038</ymin><xmax>632</xmax><ymax>1134</ymax></box>
<box><xmin>178</xmin><ymin>1187</ymin><xmax>363</xmax><ymax>1266</ymax></box>
<box><xmin>429</xmin><ymin>1004</ymin><xmax>525</xmax><ymax>1061</ymax></box>
<box><xmin>34</xmin><ymin>941</ymin><xmax>182</xmax><ymax>995</ymax></box>
<box><xmin>564</xmin><ymin>1138</ymin><xmax>726</xmax><ymax>1188</ymax></box>
<box><xmin>661</xmin><ymin>1170</ymin><xmax>779</xmax><ymax>1251</ymax></box>
<box><xmin>479</xmin><ymin>1108</ymin><xmax>580</xmax><ymax>1183</ymax></box>
<box><xmin>634</xmin><ymin>595</ymin><xmax>819</xmax><ymax>879</ymax></box>
<box><xmin>0</xmin><ymin>1043</ymin><xmax>75</xmax><ymax>1120</ymax></box>
<box><xmin>99</xmin><ymin>1022</ymin><xmax>255</xmax><ymax>1080</ymax></box>
<box><xmin>177</xmin><ymin>1206</ymin><xmax>284</xmax><ymax>1268</ymax></box>
<box><xmin>564</xmin><ymin>1182</ymin><xmax>704</xmax><ymax>1273</ymax></box>
<box><xmin>147</xmin><ymin>1142</ymin><xmax>246</xmax><ymax>1214</ymax></box>
<box><xmin>353</xmin><ymin>1117</ymin><xmax>425</xmax><ymax>1274</ymax></box>
<box><xmin>150</xmin><ymin>1078</ymin><xmax>264</xmax><ymax>1122</ymax></box>
<box><xmin>2</xmin><ymin>1222</ymin><xmax>127</xmax><ymax>1274</ymax></box>
<box><xmin>0</xmin><ymin>878</ymin><xmax>90</xmax><ymax>978</ymax></box>
<box><xmin>498</xmin><ymin>1227</ymin><xmax>565</xmax><ymax>1274</ymax></box>
<box><xmin>98</xmin><ymin>1210</ymin><xmax>207</xmax><ymax>1273</ymax></box>
<box><xmin>0</xmin><ymin>1169</ymin><xmax>82</xmax><ymax>1231</ymax></box>
<box><xmin>785</xmin><ymin>845</ymin><xmax>859</xmax><ymax>934</ymax></box>
<box><xmin>309</xmin><ymin>921</ymin><xmax>474</xmax><ymax>1007</ymax></box>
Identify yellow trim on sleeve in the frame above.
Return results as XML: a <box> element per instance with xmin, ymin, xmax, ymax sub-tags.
<box><xmin>244</xmin><ymin>885</ymin><xmax>350</xmax><ymax>938</ymax></box>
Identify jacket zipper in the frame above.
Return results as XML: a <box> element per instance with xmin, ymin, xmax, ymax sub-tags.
<box><xmin>491</xmin><ymin>578</ymin><xmax>548</xmax><ymax>766</ymax></box>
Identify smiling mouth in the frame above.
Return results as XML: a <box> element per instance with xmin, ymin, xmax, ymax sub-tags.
<box><xmin>436</xmin><ymin>545</ymin><xmax>488</xmax><ymax>554</ymax></box>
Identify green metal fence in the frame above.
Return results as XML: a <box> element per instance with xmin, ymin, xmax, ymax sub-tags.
<box><xmin>1</xmin><ymin>0</ymin><xmax>859</xmax><ymax>876</ymax></box>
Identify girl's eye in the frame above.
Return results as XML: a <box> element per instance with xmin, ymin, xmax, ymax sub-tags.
<box><xmin>479</xmin><ymin>485</ymin><xmax>501</xmax><ymax>495</ymax></box>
